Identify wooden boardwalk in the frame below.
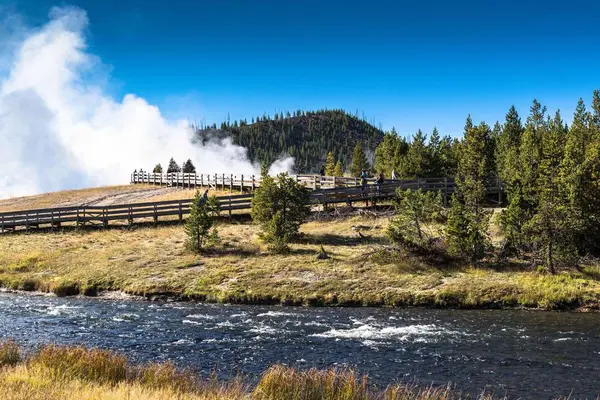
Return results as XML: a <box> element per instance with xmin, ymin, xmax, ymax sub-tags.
<box><xmin>0</xmin><ymin>177</ymin><xmax>502</xmax><ymax>232</ymax></box>
<box><xmin>131</xmin><ymin>171</ymin><xmax>387</xmax><ymax>191</ymax></box>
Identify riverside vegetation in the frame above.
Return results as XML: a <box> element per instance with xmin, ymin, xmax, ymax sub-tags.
<box><xmin>1</xmin><ymin>91</ymin><xmax>600</xmax><ymax>309</ymax></box>
<box><xmin>0</xmin><ymin>340</ymin><xmax>563</xmax><ymax>399</ymax></box>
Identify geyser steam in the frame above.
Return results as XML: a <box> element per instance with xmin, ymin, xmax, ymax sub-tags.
<box><xmin>0</xmin><ymin>7</ymin><xmax>293</xmax><ymax>199</ymax></box>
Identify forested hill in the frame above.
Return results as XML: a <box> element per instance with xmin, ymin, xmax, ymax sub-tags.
<box><xmin>194</xmin><ymin>110</ymin><xmax>385</xmax><ymax>173</ymax></box>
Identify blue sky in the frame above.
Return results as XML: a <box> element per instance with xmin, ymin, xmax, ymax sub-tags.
<box><xmin>6</xmin><ymin>0</ymin><xmax>600</xmax><ymax>136</ymax></box>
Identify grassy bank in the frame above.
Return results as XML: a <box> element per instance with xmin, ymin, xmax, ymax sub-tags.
<box><xmin>1</xmin><ymin>213</ymin><xmax>600</xmax><ymax>310</ymax></box>
<box><xmin>0</xmin><ymin>341</ymin><xmax>511</xmax><ymax>399</ymax></box>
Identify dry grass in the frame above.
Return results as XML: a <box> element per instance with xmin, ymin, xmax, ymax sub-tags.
<box><xmin>0</xmin><ymin>184</ymin><xmax>234</xmax><ymax>213</ymax></box>
<box><xmin>0</xmin><ymin>343</ymin><xmax>247</xmax><ymax>400</ymax></box>
<box><xmin>1</xmin><ymin>212</ymin><xmax>600</xmax><ymax>309</ymax></box>
<box><xmin>0</xmin><ymin>342</ymin><xmax>515</xmax><ymax>400</ymax></box>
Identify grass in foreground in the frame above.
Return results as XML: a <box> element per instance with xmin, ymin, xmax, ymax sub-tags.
<box><xmin>0</xmin><ymin>341</ymin><xmax>511</xmax><ymax>399</ymax></box>
<box><xmin>1</xmin><ymin>213</ymin><xmax>600</xmax><ymax>309</ymax></box>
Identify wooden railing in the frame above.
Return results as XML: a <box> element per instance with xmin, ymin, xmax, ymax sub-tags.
<box><xmin>0</xmin><ymin>178</ymin><xmax>503</xmax><ymax>232</ymax></box>
<box><xmin>131</xmin><ymin>171</ymin><xmax>381</xmax><ymax>191</ymax></box>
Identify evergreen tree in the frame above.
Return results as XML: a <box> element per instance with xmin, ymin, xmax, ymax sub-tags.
<box><xmin>333</xmin><ymin>161</ymin><xmax>344</xmax><ymax>177</ymax></box>
<box><xmin>562</xmin><ymin>99</ymin><xmax>589</xmax><ymax>215</ymax></box>
<box><xmin>388</xmin><ymin>189</ymin><xmax>443</xmax><ymax>248</ymax></box>
<box><xmin>439</xmin><ymin>136</ymin><xmax>459</xmax><ymax>177</ymax></box>
<box><xmin>251</xmin><ymin>173</ymin><xmax>311</xmax><ymax>252</ymax></box>
<box><xmin>325</xmin><ymin>152</ymin><xmax>336</xmax><ymax>176</ymax></box>
<box><xmin>428</xmin><ymin>127</ymin><xmax>442</xmax><ymax>176</ymax></box>
<box><xmin>524</xmin><ymin>110</ymin><xmax>575</xmax><ymax>273</ymax></box>
<box><xmin>153</xmin><ymin>163</ymin><xmax>163</xmax><ymax>174</ymax></box>
<box><xmin>182</xmin><ymin>159</ymin><xmax>196</xmax><ymax>173</ymax></box>
<box><xmin>185</xmin><ymin>191</ymin><xmax>220</xmax><ymax>253</ymax></box>
<box><xmin>500</xmin><ymin>183</ymin><xmax>530</xmax><ymax>256</ymax></box>
<box><xmin>167</xmin><ymin>158</ymin><xmax>181</xmax><ymax>173</ymax></box>
<box><xmin>518</xmin><ymin>100</ymin><xmax>547</xmax><ymax>206</ymax></box>
<box><xmin>497</xmin><ymin>106</ymin><xmax>524</xmax><ymax>185</ymax></box>
<box><xmin>260</xmin><ymin>161</ymin><xmax>270</xmax><ymax>177</ymax></box>
<box><xmin>592</xmin><ymin>90</ymin><xmax>600</xmax><ymax>136</ymax></box>
<box><xmin>400</xmin><ymin>130</ymin><xmax>428</xmax><ymax>178</ymax></box>
<box><xmin>349</xmin><ymin>143</ymin><xmax>370</xmax><ymax>177</ymax></box>
<box><xmin>446</xmin><ymin>123</ymin><xmax>492</xmax><ymax>261</ymax></box>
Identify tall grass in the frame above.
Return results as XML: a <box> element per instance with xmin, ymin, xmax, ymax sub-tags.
<box><xmin>254</xmin><ymin>365</ymin><xmax>502</xmax><ymax>400</ymax></box>
<box><xmin>0</xmin><ymin>340</ymin><xmax>20</xmax><ymax>366</ymax></box>
<box><xmin>0</xmin><ymin>341</ymin><xmax>569</xmax><ymax>400</ymax></box>
<box><xmin>254</xmin><ymin>365</ymin><xmax>371</xmax><ymax>400</ymax></box>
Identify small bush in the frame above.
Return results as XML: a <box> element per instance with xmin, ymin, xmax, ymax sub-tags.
<box><xmin>51</xmin><ymin>280</ymin><xmax>80</xmax><ymax>297</ymax></box>
<box><xmin>0</xmin><ymin>341</ymin><xmax>21</xmax><ymax>366</ymax></box>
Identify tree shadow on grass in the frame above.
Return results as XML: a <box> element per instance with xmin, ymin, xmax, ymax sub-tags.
<box><xmin>296</xmin><ymin>233</ymin><xmax>388</xmax><ymax>247</ymax></box>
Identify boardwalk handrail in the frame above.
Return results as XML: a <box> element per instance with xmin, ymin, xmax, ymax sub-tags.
<box><xmin>0</xmin><ymin>177</ymin><xmax>503</xmax><ymax>232</ymax></box>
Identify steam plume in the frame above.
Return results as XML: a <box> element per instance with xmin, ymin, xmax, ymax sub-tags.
<box><xmin>0</xmin><ymin>7</ymin><xmax>293</xmax><ymax>198</ymax></box>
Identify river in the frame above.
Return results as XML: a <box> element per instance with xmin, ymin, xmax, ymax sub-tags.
<box><xmin>0</xmin><ymin>292</ymin><xmax>598</xmax><ymax>398</ymax></box>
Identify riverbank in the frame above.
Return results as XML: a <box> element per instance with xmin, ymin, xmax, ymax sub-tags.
<box><xmin>0</xmin><ymin>341</ymin><xmax>507</xmax><ymax>399</ymax></box>
<box><xmin>1</xmin><ymin>215</ymin><xmax>600</xmax><ymax>310</ymax></box>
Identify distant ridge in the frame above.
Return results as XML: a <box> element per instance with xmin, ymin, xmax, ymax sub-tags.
<box><xmin>194</xmin><ymin>109</ymin><xmax>385</xmax><ymax>173</ymax></box>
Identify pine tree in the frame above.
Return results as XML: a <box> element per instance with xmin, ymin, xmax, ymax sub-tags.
<box><xmin>428</xmin><ymin>127</ymin><xmax>442</xmax><ymax>176</ymax></box>
<box><xmin>497</xmin><ymin>106</ymin><xmax>523</xmax><ymax>185</ymax></box>
<box><xmin>167</xmin><ymin>158</ymin><xmax>181</xmax><ymax>173</ymax></box>
<box><xmin>388</xmin><ymin>189</ymin><xmax>443</xmax><ymax>248</ymax></box>
<box><xmin>349</xmin><ymin>143</ymin><xmax>370</xmax><ymax>177</ymax></box>
<box><xmin>251</xmin><ymin>173</ymin><xmax>311</xmax><ymax>252</ymax></box>
<box><xmin>260</xmin><ymin>161</ymin><xmax>269</xmax><ymax>177</ymax></box>
<box><xmin>524</xmin><ymin>110</ymin><xmax>575</xmax><ymax>273</ymax></box>
<box><xmin>562</xmin><ymin>99</ymin><xmax>589</xmax><ymax>215</ymax></box>
<box><xmin>518</xmin><ymin>100</ymin><xmax>547</xmax><ymax>206</ymax></box>
<box><xmin>333</xmin><ymin>161</ymin><xmax>344</xmax><ymax>177</ymax></box>
<box><xmin>446</xmin><ymin>123</ymin><xmax>492</xmax><ymax>261</ymax></box>
<box><xmin>182</xmin><ymin>159</ymin><xmax>196</xmax><ymax>173</ymax></box>
<box><xmin>185</xmin><ymin>191</ymin><xmax>220</xmax><ymax>253</ymax></box>
<box><xmin>439</xmin><ymin>136</ymin><xmax>459</xmax><ymax>177</ymax></box>
<box><xmin>153</xmin><ymin>163</ymin><xmax>163</xmax><ymax>173</ymax></box>
<box><xmin>325</xmin><ymin>152</ymin><xmax>336</xmax><ymax>176</ymax></box>
<box><xmin>592</xmin><ymin>90</ymin><xmax>600</xmax><ymax>136</ymax></box>
<box><xmin>400</xmin><ymin>130</ymin><xmax>428</xmax><ymax>178</ymax></box>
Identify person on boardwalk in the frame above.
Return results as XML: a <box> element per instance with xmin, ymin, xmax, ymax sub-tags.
<box><xmin>319</xmin><ymin>165</ymin><xmax>326</xmax><ymax>176</ymax></box>
<box><xmin>376</xmin><ymin>171</ymin><xmax>384</xmax><ymax>195</ymax></box>
<box><xmin>360</xmin><ymin>170</ymin><xmax>369</xmax><ymax>206</ymax></box>
<box><xmin>198</xmin><ymin>189</ymin><xmax>209</xmax><ymax>205</ymax></box>
<box><xmin>391</xmin><ymin>169</ymin><xmax>397</xmax><ymax>180</ymax></box>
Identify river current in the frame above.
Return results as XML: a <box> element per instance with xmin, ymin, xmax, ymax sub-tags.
<box><xmin>0</xmin><ymin>292</ymin><xmax>598</xmax><ymax>398</ymax></box>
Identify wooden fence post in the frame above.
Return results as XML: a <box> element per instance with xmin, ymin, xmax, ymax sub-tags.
<box><xmin>240</xmin><ymin>175</ymin><xmax>244</xmax><ymax>193</ymax></box>
<box><xmin>228</xmin><ymin>195</ymin><xmax>232</xmax><ymax>218</ymax></box>
<box><xmin>230</xmin><ymin>174</ymin><xmax>234</xmax><ymax>192</ymax></box>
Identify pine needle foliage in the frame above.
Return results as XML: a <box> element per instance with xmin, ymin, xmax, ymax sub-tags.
<box><xmin>185</xmin><ymin>191</ymin><xmax>220</xmax><ymax>253</ymax></box>
<box><xmin>251</xmin><ymin>173</ymin><xmax>311</xmax><ymax>253</ymax></box>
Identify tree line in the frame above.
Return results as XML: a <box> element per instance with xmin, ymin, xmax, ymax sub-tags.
<box><xmin>385</xmin><ymin>90</ymin><xmax>600</xmax><ymax>273</ymax></box>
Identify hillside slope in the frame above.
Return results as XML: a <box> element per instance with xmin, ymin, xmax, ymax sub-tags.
<box><xmin>195</xmin><ymin>109</ymin><xmax>385</xmax><ymax>173</ymax></box>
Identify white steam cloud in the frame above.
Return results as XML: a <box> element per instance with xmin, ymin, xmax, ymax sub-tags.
<box><xmin>0</xmin><ymin>7</ymin><xmax>293</xmax><ymax>198</ymax></box>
